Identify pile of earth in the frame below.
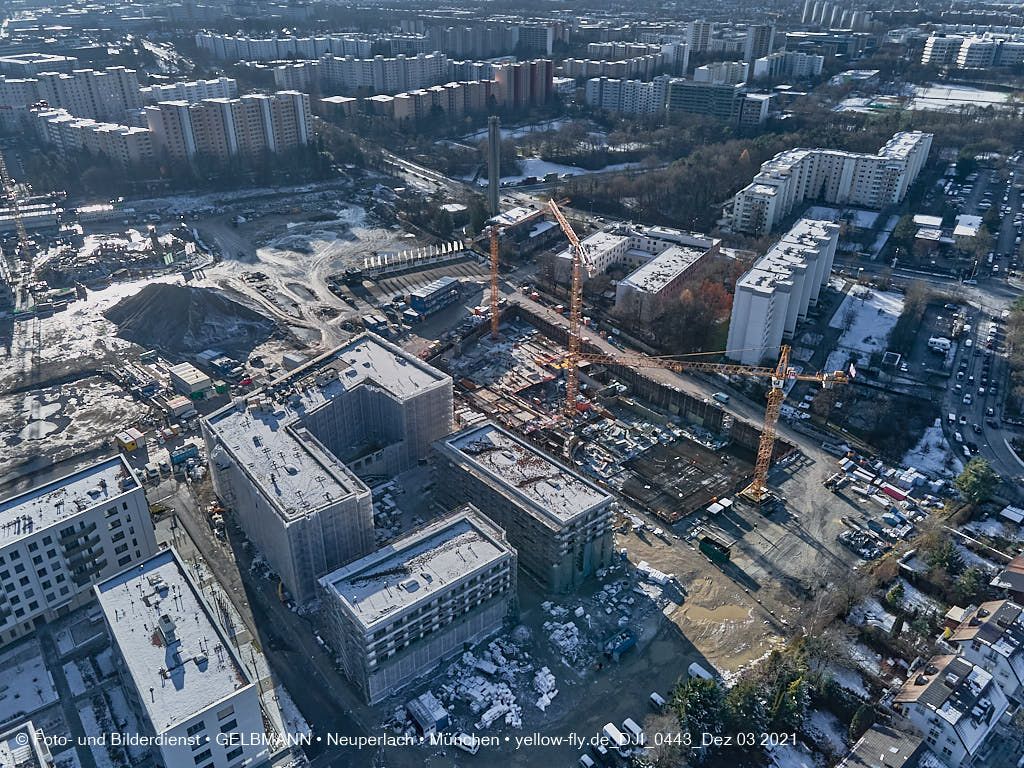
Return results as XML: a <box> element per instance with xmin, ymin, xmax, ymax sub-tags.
<box><xmin>104</xmin><ymin>283</ymin><xmax>278</xmax><ymax>356</ymax></box>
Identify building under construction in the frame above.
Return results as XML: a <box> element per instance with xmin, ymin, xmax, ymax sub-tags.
<box><xmin>432</xmin><ymin>421</ymin><xmax>614</xmax><ymax>592</ymax></box>
<box><xmin>203</xmin><ymin>332</ymin><xmax>454</xmax><ymax>603</ymax></box>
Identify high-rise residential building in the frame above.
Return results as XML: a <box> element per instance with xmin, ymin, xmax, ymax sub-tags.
<box><xmin>195</xmin><ymin>31</ymin><xmax>373</xmax><ymax>61</ymax></box>
<box><xmin>146</xmin><ymin>91</ymin><xmax>311</xmax><ymax>165</ymax></box>
<box><xmin>32</xmin><ymin>67</ymin><xmax>142</xmax><ymax>121</ymax></box>
<box><xmin>517</xmin><ymin>23</ymin><xmax>555</xmax><ymax>55</ymax></box>
<box><xmin>139</xmin><ymin>77</ymin><xmax>237</xmax><ymax>105</ymax></box>
<box><xmin>893</xmin><ymin>655</ymin><xmax>1008</xmax><ymax>765</ymax></box>
<box><xmin>687</xmin><ymin>21</ymin><xmax>713</xmax><ymax>52</ymax></box>
<box><xmin>33</xmin><ymin>108</ymin><xmax>154</xmax><ymax>167</ymax></box>
<box><xmin>584</xmin><ymin>75</ymin><xmax>670</xmax><ymax>115</ymax></box>
<box><xmin>0</xmin><ymin>52</ymin><xmax>78</xmax><ymax>76</ymax></box>
<box><xmin>493</xmin><ymin>59</ymin><xmax>553</xmax><ymax>108</ymax></box>
<box><xmin>728</xmin><ymin>132</ymin><xmax>933</xmax><ymax>235</ymax></box>
<box><xmin>203</xmin><ymin>334</ymin><xmax>453</xmax><ymax>604</ymax></box>
<box><xmin>725</xmin><ymin>218</ymin><xmax>839</xmax><ymax>365</ymax></box>
<box><xmin>693</xmin><ymin>60</ymin><xmax>749</xmax><ymax>85</ymax></box>
<box><xmin>921</xmin><ymin>33</ymin><xmax>1024</xmax><ymax>69</ymax></box>
<box><xmin>752</xmin><ymin>51</ymin><xmax>824</xmax><ymax>80</ymax></box>
<box><xmin>744</xmin><ymin>24</ymin><xmax>776</xmax><ymax>62</ymax></box>
<box><xmin>561</xmin><ymin>54</ymin><xmax>666</xmax><ymax>81</ymax></box>
<box><xmin>665</xmin><ymin>79</ymin><xmax>769</xmax><ymax>127</ymax></box>
<box><xmin>432</xmin><ymin>422</ymin><xmax>614</xmax><ymax>592</ymax></box>
<box><xmin>319</xmin><ymin>505</ymin><xmax>517</xmax><ymax>704</ymax></box>
<box><xmin>274</xmin><ymin>52</ymin><xmax>451</xmax><ymax>95</ymax></box>
<box><xmin>0</xmin><ymin>456</ymin><xmax>158</xmax><ymax>647</ymax></box>
<box><xmin>95</xmin><ymin>548</ymin><xmax>269</xmax><ymax>768</ymax></box>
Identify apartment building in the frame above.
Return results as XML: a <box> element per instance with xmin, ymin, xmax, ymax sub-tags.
<box><xmin>0</xmin><ymin>52</ymin><xmax>78</xmax><ymax>76</ymax></box>
<box><xmin>587</xmin><ymin>41</ymin><xmax>662</xmax><ymax>59</ymax></box>
<box><xmin>585</xmin><ymin>75</ymin><xmax>670</xmax><ymax>115</ymax></box>
<box><xmin>615</xmin><ymin>244</ymin><xmax>714</xmax><ymax>322</ymax></box>
<box><xmin>744</xmin><ymin>25</ymin><xmax>776</xmax><ymax>62</ymax></box>
<box><xmin>319</xmin><ymin>506</ymin><xmax>517</xmax><ymax>704</ymax></box>
<box><xmin>95</xmin><ymin>549</ymin><xmax>268</xmax><ymax>768</ymax></box>
<box><xmin>203</xmin><ymin>334</ymin><xmax>452</xmax><ymax>604</ymax></box>
<box><xmin>665</xmin><ymin>79</ymin><xmax>770</xmax><ymax>127</ymax></box>
<box><xmin>729</xmin><ymin>131</ymin><xmax>933</xmax><ymax>235</ymax></box>
<box><xmin>753</xmin><ymin>51</ymin><xmax>824</xmax><ymax>81</ymax></box>
<box><xmin>146</xmin><ymin>91</ymin><xmax>311</xmax><ymax>164</ymax></box>
<box><xmin>693</xmin><ymin>61</ymin><xmax>749</xmax><ymax>85</ymax></box>
<box><xmin>726</xmin><ymin>218</ymin><xmax>840</xmax><ymax>365</ymax></box>
<box><xmin>33</xmin><ymin>108</ymin><xmax>154</xmax><ymax>167</ymax></box>
<box><xmin>893</xmin><ymin>655</ymin><xmax>1008</xmax><ymax>765</ymax></box>
<box><xmin>433</xmin><ymin>422</ymin><xmax>614</xmax><ymax>593</ymax></box>
<box><xmin>0</xmin><ymin>721</ymin><xmax>54</xmax><ymax>768</ymax></box>
<box><xmin>34</xmin><ymin>67</ymin><xmax>142</xmax><ymax>122</ymax></box>
<box><xmin>561</xmin><ymin>54</ymin><xmax>665</xmax><ymax>81</ymax></box>
<box><xmin>387</xmin><ymin>79</ymin><xmax>496</xmax><ymax>121</ymax></box>
<box><xmin>273</xmin><ymin>52</ymin><xmax>451</xmax><ymax>96</ymax></box>
<box><xmin>0</xmin><ymin>456</ymin><xmax>157</xmax><ymax>647</ymax></box>
<box><xmin>195</xmin><ymin>31</ymin><xmax>372</xmax><ymax>61</ymax></box>
<box><xmin>687</xmin><ymin>21</ymin><xmax>713</xmax><ymax>53</ymax></box>
<box><xmin>949</xmin><ymin>600</ymin><xmax>1024</xmax><ymax>702</ymax></box>
<box><xmin>921</xmin><ymin>33</ymin><xmax>1024</xmax><ymax>69</ymax></box>
<box><xmin>492</xmin><ymin>59</ymin><xmax>553</xmax><ymax>108</ymax></box>
<box><xmin>139</xmin><ymin>77</ymin><xmax>237</xmax><ymax>105</ymax></box>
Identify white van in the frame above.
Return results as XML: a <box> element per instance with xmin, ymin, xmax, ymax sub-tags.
<box><xmin>454</xmin><ymin>733</ymin><xmax>480</xmax><ymax>755</ymax></box>
<box><xmin>602</xmin><ymin>723</ymin><xmax>629</xmax><ymax>756</ymax></box>
<box><xmin>622</xmin><ymin>717</ymin><xmax>647</xmax><ymax>747</ymax></box>
<box><xmin>578</xmin><ymin>755</ymin><xmax>596</xmax><ymax>768</ymax></box>
<box><xmin>947</xmin><ymin>413</ymin><xmax>956</xmax><ymax>424</ymax></box>
<box><xmin>688</xmin><ymin>662</ymin><xmax>714</xmax><ymax>680</ymax></box>
<box><xmin>712</xmin><ymin>392</ymin><xmax>730</xmax><ymax>403</ymax></box>
<box><xmin>649</xmin><ymin>691</ymin><xmax>666</xmax><ymax>709</ymax></box>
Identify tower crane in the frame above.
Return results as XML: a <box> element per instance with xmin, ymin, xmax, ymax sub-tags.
<box><xmin>0</xmin><ymin>145</ymin><xmax>32</xmax><ymax>300</ymax></box>
<box><xmin>485</xmin><ymin>200</ymin><xmax>566</xmax><ymax>339</ymax></box>
<box><xmin>546</xmin><ymin>199</ymin><xmax>850</xmax><ymax>503</ymax></box>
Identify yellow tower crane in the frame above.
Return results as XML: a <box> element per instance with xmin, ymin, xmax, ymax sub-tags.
<box><xmin>546</xmin><ymin>199</ymin><xmax>850</xmax><ymax>503</ymax></box>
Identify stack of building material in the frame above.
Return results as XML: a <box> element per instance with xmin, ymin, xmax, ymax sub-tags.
<box><xmin>533</xmin><ymin>667</ymin><xmax>558</xmax><ymax>711</ymax></box>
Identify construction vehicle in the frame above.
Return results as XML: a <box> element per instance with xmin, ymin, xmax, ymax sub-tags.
<box><xmin>547</xmin><ymin>199</ymin><xmax>851</xmax><ymax>503</ymax></box>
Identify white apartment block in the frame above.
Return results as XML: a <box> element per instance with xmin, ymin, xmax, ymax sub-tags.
<box><xmin>95</xmin><ymin>548</ymin><xmax>268</xmax><ymax>768</ymax></box>
<box><xmin>195</xmin><ymin>31</ymin><xmax>372</xmax><ymax>61</ymax></box>
<box><xmin>949</xmin><ymin>600</ymin><xmax>1024</xmax><ymax>702</ymax></box>
<box><xmin>0</xmin><ymin>456</ymin><xmax>157</xmax><ymax>647</ymax></box>
<box><xmin>584</xmin><ymin>75</ymin><xmax>670</xmax><ymax>114</ymax></box>
<box><xmin>555</xmin><ymin>222</ymin><xmax>719</xmax><ymax>278</ymax></box>
<box><xmin>319</xmin><ymin>505</ymin><xmax>517</xmax><ymax>704</ymax></box>
<box><xmin>726</xmin><ymin>218</ymin><xmax>840</xmax><ymax>366</ymax></box>
<box><xmin>34</xmin><ymin>108</ymin><xmax>154</xmax><ymax>166</ymax></box>
<box><xmin>34</xmin><ymin>67</ymin><xmax>142</xmax><ymax>121</ymax></box>
<box><xmin>753</xmin><ymin>51</ymin><xmax>824</xmax><ymax>80</ymax></box>
<box><xmin>693</xmin><ymin>60</ymin><xmax>749</xmax><ymax>85</ymax></box>
<box><xmin>140</xmin><ymin>77</ymin><xmax>237</xmax><ymax>105</ymax></box>
<box><xmin>203</xmin><ymin>334</ymin><xmax>453</xmax><ymax>604</ymax></box>
<box><xmin>922</xmin><ymin>33</ymin><xmax>1024</xmax><ymax>69</ymax></box>
<box><xmin>729</xmin><ymin>131</ymin><xmax>933</xmax><ymax>235</ymax></box>
<box><xmin>894</xmin><ymin>654</ymin><xmax>1008</xmax><ymax>766</ymax></box>
<box><xmin>561</xmin><ymin>54</ymin><xmax>666</xmax><ymax>81</ymax></box>
<box><xmin>274</xmin><ymin>52</ymin><xmax>451</xmax><ymax>95</ymax></box>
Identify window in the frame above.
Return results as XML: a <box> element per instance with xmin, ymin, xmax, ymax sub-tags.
<box><xmin>193</xmin><ymin>749</ymin><xmax>212</xmax><ymax>764</ymax></box>
<box><xmin>217</xmin><ymin>706</ymin><xmax>234</xmax><ymax>720</ymax></box>
<box><xmin>186</xmin><ymin>722</ymin><xmax>206</xmax><ymax>737</ymax></box>
<box><xmin>28</xmin><ymin>601</ymin><xmax>38</xmax><ymax>611</ymax></box>
<box><xmin>10</xmin><ymin>552</ymin><xmax>20</xmax><ymax>560</ymax></box>
<box><xmin>220</xmin><ymin>720</ymin><xmax>237</xmax><ymax>733</ymax></box>
<box><xmin>226</xmin><ymin>746</ymin><xmax>243</xmax><ymax>761</ymax></box>
<box><xmin>14</xmin><ymin>564</ymin><xmax>24</xmax><ymax>574</ymax></box>
<box><xmin>32</xmin><ymin>556</ymin><xmax>42</xmax><ymax>566</ymax></box>
<box><xmin>46</xmin><ymin>550</ymin><xmax>56</xmax><ymax>559</ymax></box>
<box><xmin>42</xmin><ymin>536</ymin><xmax>52</xmax><ymax>546</ymax></box>
<box><xmin>36</xmin><ymin>568</ymin><xmax>46</xmax><ymax>577</ymax></box>
<box><xmin>59</xmin><ymin>586</ymin><xmax>69</xmax><ymax>596</ymax></box>
<box><xmin>28</xmin><ymin>543</ymin><xmax>38</xmax><ymax>552</ymax></box>
<box><xmin>117</xmin><ymin>555</ymin><xmax>132</xmax><ymax>566</ymax></box>
<box><xmin>19</xmin><ymin>577</ymin><xmax>28</xmax><ymax>586</ymax></box>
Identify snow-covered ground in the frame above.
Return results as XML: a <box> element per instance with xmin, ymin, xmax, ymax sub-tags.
<box><xmin>63</xmin><ymin>660</ymin><xmax>87</xmax><ymax>696</ymax></box>
<box><xmin>804</xmin><ymin>205</ymin><xmax>880</xmax><ymax>229</ymax></box>
<box><xmin>903</xmin><ymin>419</ymin><xmax>962</xmax><ymax>478</ymax></box>
<box><xmin>896</xmin><ymin>577</ymin><xmax>944</xmax><ymax>615</ymax></box>
<box><xmin>769</xmin><ymin>741</ymin><xmax>822</xmax><ymax>768</ymax></box>
<box><xmin>461</xmin><ymin>119</ymin><xmax>572</xmax><ymax>142</ymax></box>
<box><xmin>466</xmin><ymin>156</ymin><xmax>642</xmax><ymax>186</ymax></box>
<box><xmin>805</xmin><ymin>709</ymin><xmax>847</xmax><ymax>753</ymax></box>
<box><xmin>964</xmin><ymin>517</ymin><xmax>1024</xmax><ymax>542</ymax></box>
<box><xmin>909</xmin><ymin>84</ymin><xmax>1011</xmax><ymax>112</ymax></box>
<box><xmin>848</xmin><ymin>597</ymin><xmax>897</xmax><ymax>633</ymax></box>
<box><xmin>829</xmin><ymin>665</ymin><xmax>869</xmax><ymax>697</ymax></box>
<box><xmin>825</xmin><ymin>288</ymin><xmax>904</xmax><ymax>372</ymax></box>
<box><xmin>956</xmin><ymin>543</ymin><xmax>1002</xmax><ymax>573</ymax></box>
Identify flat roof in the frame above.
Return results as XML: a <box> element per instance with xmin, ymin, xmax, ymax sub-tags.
<box><xmin>0</xmin><ymin>456</ymin><xmax>139</xmax><ymax>546</ymax></box>
<box><xmin>206</xmin><ymin>334</ymin><xmax>448</xmax><ymax>519</ymax></box>
<box><xmin>94</xmin><ymin>549</ymin><xmax>251</xmax><ymax>734</ymax></box>
<box><xmin>620</xmin><ymin>245</ymin><xmax>706</xmax><ymax>293</ymax></box>
<box><xmin>489</xmin><ymin>206</ymin><xmax>536</xmax><ymax>228</ymax></box>
<box><xmin>0</xmin><ymin>721</ymin><xmax>49</xmax><ymax>768</ymax></box>
<box><xmin>440</xmin><ymin>422</ymin><xmax>611</xmax><ymax>527</ymax></box>
<box><xmin>319</xmin><ymin>507</ymin><xmax>510</xmax><ymax>628</ymax></box>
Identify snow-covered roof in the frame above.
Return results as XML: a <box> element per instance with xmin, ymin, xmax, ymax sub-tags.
<box><xmin>0</xmin><ymin>721</ymin><xmax>49</xmax><ymax>768</ymax></box>
<box><xmin>0</xmin><ymin>456</ymin><xmax>139</xmax><ymax>545</ymax></box>
<box><xmin>619</xmin><ymin>245</ymin><xmax>706</xmax><ymax>293</ymax></box>
<box><xmin>94</xmin><ymin>549</ymin><xmax>253</xmax><ymax>734</ymax></box>
<box><xmin>954</xmin><ymin>214</ymin><xmax>982</xmax><ymax>238</ymax></box>
<box><xmin>438</xmin><ymin>422</ymin><xmax>612</xmax><ymax>528</ymax></box>
<box><xmin>206</xmin><ymin>333</ymin><xmax>448</xmax><ymax>519</ymax></box>
<box><xmin>319</xmin><ymin>506</ymin><xmax>511</xmax><ymax>629</ymax></box>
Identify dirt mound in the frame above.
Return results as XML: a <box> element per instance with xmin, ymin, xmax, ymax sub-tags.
<box><xmin>105</xmin><ymin>283</ymin><xmax>277</xmax><ymax>356</ymax></box>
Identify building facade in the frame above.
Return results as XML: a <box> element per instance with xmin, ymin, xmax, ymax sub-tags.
<box><xmin>95</xmin><ymin>549</ymin><xmax>268</xmax><ymax>768</ymax></box>
<box><xmin>729</xmin><ymin>132</ymin><xmax>933</xmax><ymax>235</ymax></box>
<box><xmin>319</xmin><ymin>506</ymin><xmax>516</xmax><ymax>704</ymax></box>
<box><xmin>726</xmin><ymin>218</ymin><xmax>840</xmax><ymax>365</ymax></box>
<box><xmin>203</xmin><ymin>334</ymin><xmax>453</xmax><ymax>603</ymax></box>
<box><xmin>432</xmin><ymin>422</ymin><xmax>614</xmax><ymax>592</ymax></box>
<box><xmin>949</xmin><ymin>600</ymin><xmax>1024</xmax><ymax>702</ymax></box>
<box><xmin>0</xmin><ymin>456</ymin><xmax>157</xmax><ymax>647</ymax></box>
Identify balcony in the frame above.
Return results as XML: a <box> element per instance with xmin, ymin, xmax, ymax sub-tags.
<box><xmin>71</xmin><ymin>558</ymin><xmax>107</xmax><ymax>586</ymax></box>
<box><xmin>59</xmin><ymin>521</ymin><xmax>97</xmax><ymax>544</ymax></box>
<box><xmin>62</xmin><ymin>533</ymin><xmax>101</xmax><ymax>559</ymax></box>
